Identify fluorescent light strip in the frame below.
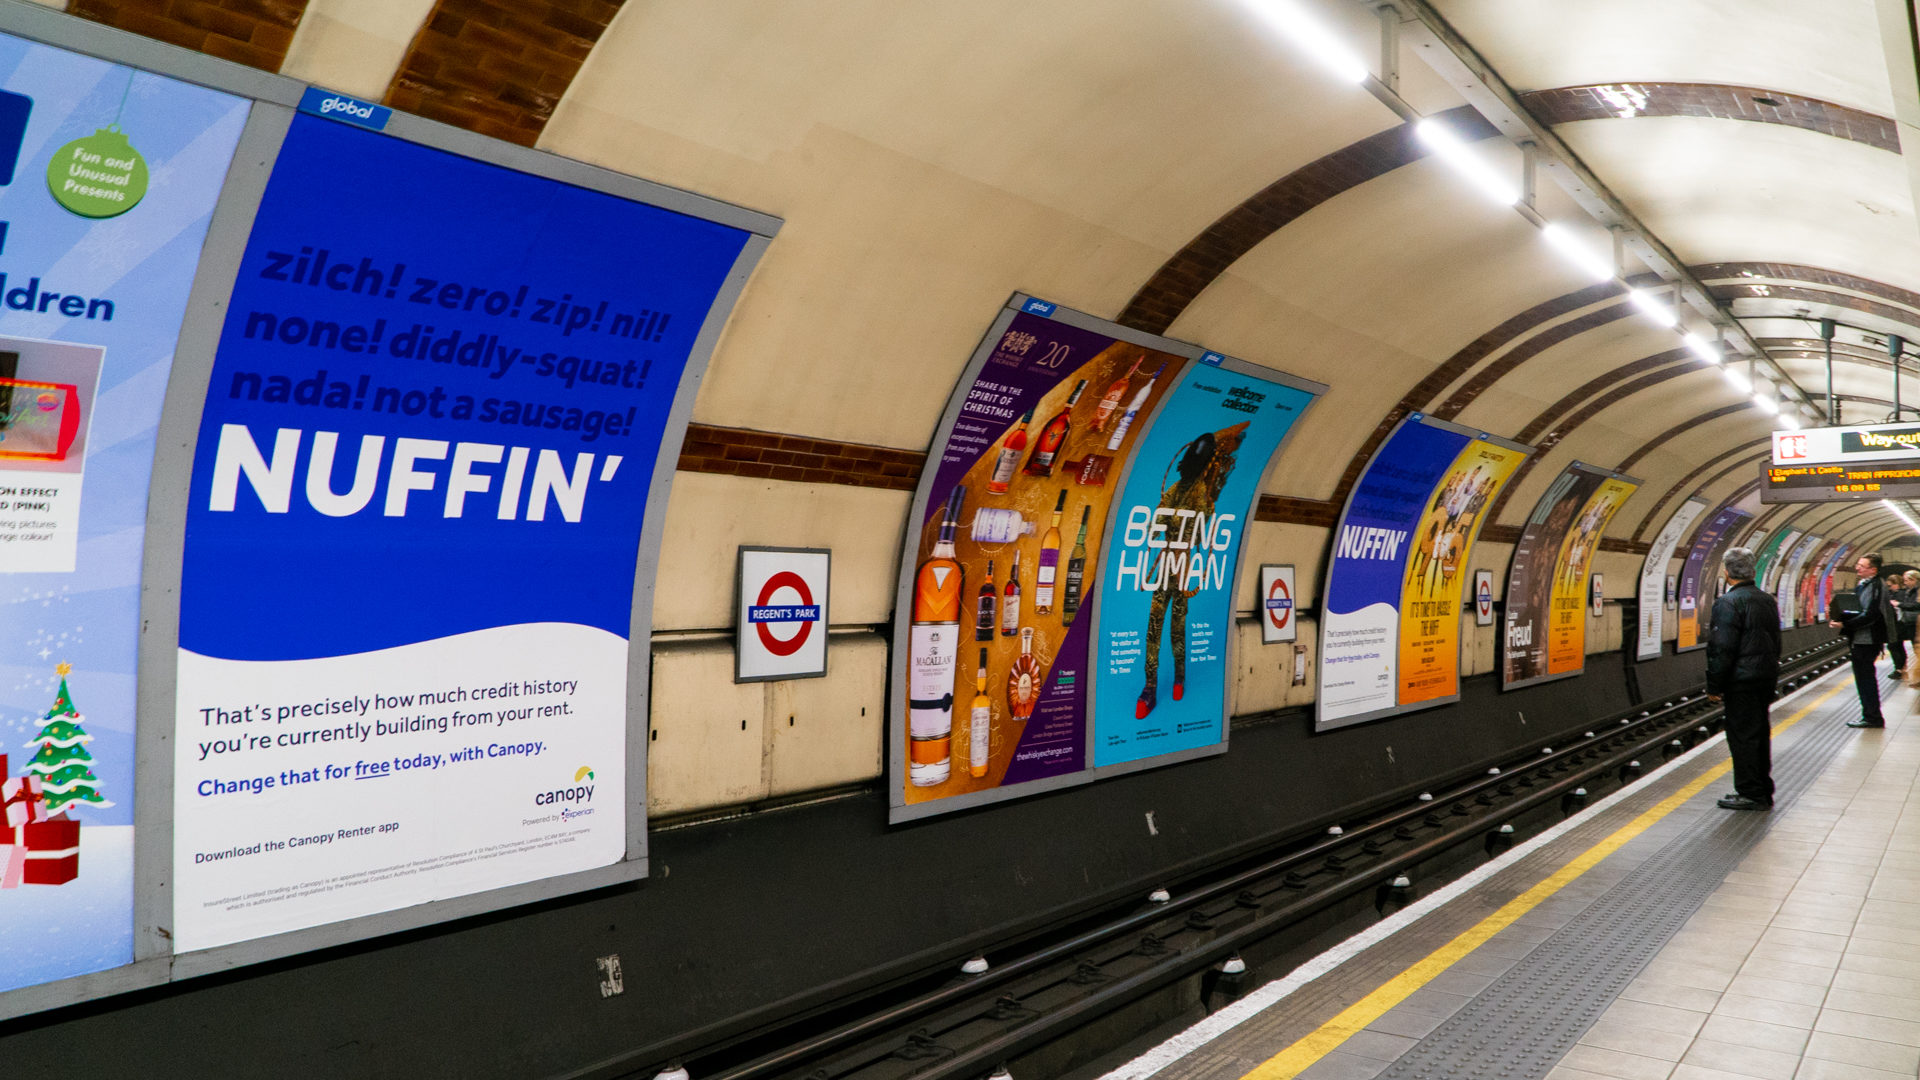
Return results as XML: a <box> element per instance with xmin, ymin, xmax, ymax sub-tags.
<box><xmin>1722</xmin><ymin>367</ymin><xmax>1752</xmax><ymax>392</ymax></box>
<box><xmin>1627</xmin><ymin>288</ymin><xmax>1678</xmax><ymax>328</ymax></box>
<box><xmin>1540</xmin><ymin>223</ymin><xmax>1615</xmax><ymax>282</ymax></box>
<box><xmin>1681</xmin><ymin>332</ymin><xmax>1722</xmax><ymax>364</ymax></box>
<box><xmin>1416</xmin><ymin>119</ymin><xmax>1521</xmax><ymax>206</ymax></box>
<box><xmin>1884</xmin><ymin>499</ymin><xmax>1920</xmax><ymax>535</ymax></box>
<box><xmin>1242</xmin><ymin>0</ymin><xmax>1371</xmax><ymax>83</ymax></box>
<box><xmin>1778</xmin><ymin>412</ymin><xmax>1802</xmax><ymax>429</ymax></box>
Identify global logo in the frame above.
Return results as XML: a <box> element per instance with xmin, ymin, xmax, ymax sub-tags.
<box><xmin>1264</xmin><ymin>575</ymin><xmax>1293</xmax><ymax>631</ymax></box>
<box><xmin>748</xmin><ymin>571</ymin><xmax>822</xmax><ymax>657</ymax></box>
<box><xmin>319</xmin><ymin>96</ymin><xmax>374</xmax><ymax>119</ymax></box>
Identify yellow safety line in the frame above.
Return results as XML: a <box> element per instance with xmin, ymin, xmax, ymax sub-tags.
<box><xmin>1241</xmin><ymin>677</ymin><xmax>1848</xmax><ymax>1080</ymax></box>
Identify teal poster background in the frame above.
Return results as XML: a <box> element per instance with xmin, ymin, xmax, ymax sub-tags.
<box><xmin>0</xmin><ymin>31</ymin><xmax>248</xmax><ymax>991</ymax></box>
<box><xmin>1092</xmin><ymin>365</ymin><xmax>1314</xmax><ymax>767</ymax></box>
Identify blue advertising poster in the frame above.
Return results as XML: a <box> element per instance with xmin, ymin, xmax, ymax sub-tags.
<box><xmin>0</xmin><ymin>33</ymin><xmax>247</xmax><ymax>992</ymax></box>
<box><xmin>1091</xmin><ymin>364</ymin><xmax>1315</xmax><ymax>768</ymax></box>
<box><xmin>174</xmin><ymin>114</ymin><xmax>749</xmax><ymax>951</ymax></box>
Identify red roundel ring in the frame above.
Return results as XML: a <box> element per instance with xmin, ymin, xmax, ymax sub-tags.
<box><xmin>1266</xmin><ymin>576</ymin><xmax>1292</xmax><ymax>631</ymax></box>
<box><xmin>755</xmin><ymin>571</ymin><xmax>816</xmax><ymax>657</ymax></box>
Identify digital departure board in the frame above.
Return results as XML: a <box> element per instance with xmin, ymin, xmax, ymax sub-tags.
<box><xmin>1761</xmin><ymin>461</ymin><xmax>1920</xmax><ymax>503</ymax></box>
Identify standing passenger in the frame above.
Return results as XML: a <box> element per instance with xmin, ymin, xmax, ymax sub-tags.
<box><xmin>1831</xmin><ymin>552</ymin><xmax>1888</xmax><ymax>728</ymax></box>
<box><xmin>1707</xmin><ymin>547</ymin><xmax>1780</xmax><ymax>810</ymax></box>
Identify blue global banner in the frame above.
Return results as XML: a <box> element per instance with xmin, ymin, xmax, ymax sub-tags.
<box><xmin>1091</xmin><ymin>364</ymin><xmax>1316</xmax><ymax>768</ymax></box>
<box><xmin>173</xmin><ymin>114</ymin><xmax>749</xmax><ymax>952</ymax></box>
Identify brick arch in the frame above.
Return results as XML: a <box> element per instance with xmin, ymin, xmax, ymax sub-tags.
<box><xmin>71</xmin><ymin>0</ymin><xmax>310</xmax><ymax>70</ymax></box>
<box><xmin>1629</xmin><ymin>438</ymin><xmax>1771</xmax><ymax>543</ymax></box>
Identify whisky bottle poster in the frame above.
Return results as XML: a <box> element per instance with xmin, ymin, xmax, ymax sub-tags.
<box><xmin>1807</xmin><ymin>541</ymin><xmax>1850</xmax><ymax>625</ymax></box>
<box><xmin>1091</xmin><ymin>361</ymin><xmax>1318</xmax><ymax>768</ymax></box>
<box><xmin>1673</xmin><ymin>504</ymin><xmax>1751</xmax><ymax>652</ymax></box>
<box><xmin>1542</xmin><ymin>473</ymin><xmax>1637</xmax><ymax>678</ymax></box>
<box><xmin>1774</xmin><ymin>531</ymin><xmax>1822</xmax><ymax>628</ymax></box>
<box><xmin>1634</xmin><ymin>497</ymin><xmax>1706</xmax><ymax>660</ymax></box>
<box><xmin>899</xmin><ymin>306</ymin><xmax>1190</xmax><ymax>810</ymax></box>
<box><xmin>0</xmin><ymin>32</ymin><xmax>247</xmax><ymax>994</ymax></box>
<box><xmin>1316</xmin><ymin>414</ymin><xmax>1529</xmax><ymax>730</ymax></box>
<box><xmin>174</xmin><ymin>114</ymin><xmax>752</xmax><ymax>952</ymax></box>
<box><xmin>1501</xmin><ymin>463</ymin><xmax>1609</xmax><ymax>689</ymax></box>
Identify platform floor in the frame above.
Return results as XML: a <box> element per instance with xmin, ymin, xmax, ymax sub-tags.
<box><xmin>1098</xmin><ymin>662</ymin><xmax>1920</xmax><ymax>1080</ymax></box>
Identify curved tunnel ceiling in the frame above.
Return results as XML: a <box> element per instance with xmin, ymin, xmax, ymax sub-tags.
<box><xmin>62</xmin><ymin>0</ymin><xmax>1920</xmax><ymax>560</ymax></box>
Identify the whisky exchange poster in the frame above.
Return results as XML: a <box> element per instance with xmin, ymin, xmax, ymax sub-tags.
<box><xmin>1674</xmin><ymin>504</ymin><xmax>1752</xmax><ymax>651</ymax></box>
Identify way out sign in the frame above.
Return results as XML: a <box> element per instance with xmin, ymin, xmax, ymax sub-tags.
<box><xmin>1259</xmin><ymin>564</ymin><xmax>1296</xmax><ymax>644</ymax></box>
<box><xmin>737</xmin><ymin>547</ymin><xmax>831</xmax><ymax>681</ymax></box>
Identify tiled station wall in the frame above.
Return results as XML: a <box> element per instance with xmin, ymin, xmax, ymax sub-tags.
<box><xmin>45</xmin><ymin>0</ymin><xmax>1720</xmax><ymax>814</ymax></box>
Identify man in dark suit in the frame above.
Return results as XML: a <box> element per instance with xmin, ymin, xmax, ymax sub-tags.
<box><xmin>1831</xmin><ymin>552</ymin><xmax>1889</xmax><ymax>728</ymax></box>
<box><xmin>1707</xmin><ymin>547</ymin><xmax>1781</xmax><ymax>810</ymax></box>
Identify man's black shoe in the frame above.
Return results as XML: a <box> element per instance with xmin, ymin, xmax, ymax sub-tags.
<box><xmin>1716</xmin><ymin>795</ymin><xmax>1772</xmax><ymax>810</ymax></box>
<box><xmin>1846</xmin><ymin>718</ymin><xmax>1886</xmax><ymax>728</ymax></box>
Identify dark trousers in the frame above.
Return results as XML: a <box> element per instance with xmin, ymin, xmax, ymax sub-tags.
<box><xmin>1850</xmin><ymin>643</ymin><xmax>1885</xmax><ymax>724</ymax></box>
<box><xmin>1893</xmin><ymin>636</ymin><xmax>1910</xmax><ymax>675</ymax></box>
<box><xmin>1723</xmin><ymin>687</ymin><xmax>1774</xmax><ymax>804</ymax></box>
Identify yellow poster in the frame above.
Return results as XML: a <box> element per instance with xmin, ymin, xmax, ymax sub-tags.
<box><xmin>1545</xmin><ymin>477</ymin><xmax>1637</xmax><ymax>674</ymax></box>
<box><xmin>1396</xmin><ymin>439</ymin><xmax>1526</xmax><ymax>704</ymax></box>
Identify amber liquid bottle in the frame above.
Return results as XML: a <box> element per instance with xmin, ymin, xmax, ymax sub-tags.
<box><xmin>908</xmin><ymin>486</ymin><xmax>966</xmax><ymax>786</ymax></box>
<box><xmin>1062</xmin><ymin>505</ymin><xmax>1091</xmax><ymax>625</ymax></box>
<box><xmin>1007</xmin><ymin>627</ymin><xmax>1041</xmax><ymax>719</ymax></box>
<box><xmin>1092</xmin><ymin>358</ymin><xmax>1142</xmax><ymax>432</ymax></box>
<box><xmin>1024</xmin><ymin>380</ymin><xmax>1087</xmax><ymax>477</ymax></box>
<box><xmin>1034</xmin><ymin>490</ymin><xmax>1067</xmax><ymax>615</ymax></box>
<box><xmin>987</xmin><ymin>410</ymin><xmax>1033</xmax><ymax>494</ymax></box>
<box><xmin>1000</xmin><ymin>549</ymin><xmax>1022</xmax><ymax>636</ymax></box>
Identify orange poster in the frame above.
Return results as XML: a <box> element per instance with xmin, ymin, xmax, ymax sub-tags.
<box><xmin>1544</xmin><ymin>476</ymin><xmax>1638</xmax><ymax>675</ymax></box>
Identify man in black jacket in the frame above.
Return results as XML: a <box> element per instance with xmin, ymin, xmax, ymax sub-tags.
<box><xmin>1707</xmin><ymin>546</ymin><xmax>1781</xmax><ymax>810</ymax></box>
<box><xmin>1830</xmin><ymin>552</ymin><xmax>1888</xmax><ymax>728</ymax></box>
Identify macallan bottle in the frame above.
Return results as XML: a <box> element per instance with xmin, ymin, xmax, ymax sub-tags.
<box><xmin>1106</xmin><ymin>363</ymin><xmax>1165</xmax><ymax>451</ymax></box>
<box><xmin>969</xmin><ymin>648</ymin><xmax>991</xmax><ymax>778</ymax></box>
<box><xmin>1008</xmin><ymin>627</ymin><xmax>1042</xmax><ymax>718</ymax></box>
<box><xmin>1092</xmin><ymin>358</ymin><xmax>1142</xmax><ymax>432</ymax></box>
<box><xmin>975</xmin><ymin>559</ymin><xmax>997</xmax><ymax>641</ymax></box>
<box><xmin>1023</xmin><ymin>380</ymin><xmax>1088</xmax><ymax>476</ymax></box>
<box><xmin>987</xmin><ymin>410</ymin><xmax>1033</xmax><ymax>495</ymax></box>
<box><xmin>908</xmin><ymin>486</ymin><xmax>966</xmax><ymax>787</ymax></box>
<box><xmin>1000</xmin><ymin>549</ymin><xmax>1022</xmax><ymax>636</ymax></box>
<box><xmin>1062</xmin><ymin>505</ymin><xmax>1091</xmax><ymax>625</ymax></box>
<box><xmin>1034</xmin><ymin>490</ymin><xmax>1067</xmax><ymax>614</ymax></box>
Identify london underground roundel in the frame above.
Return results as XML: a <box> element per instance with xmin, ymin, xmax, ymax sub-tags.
<box><xmin>737</xmin><ymin>548</ymin><xmax>831</xmax><ymax>680</ymax></box>
<box><xmin>753</xmin><ymin>571</ymin><xmax>817</xmax><ymax>656</ymax></box>
<box><xmin>1266</xmin><ymin>575</ymin><xmax>1293</xmax><ymax>633</ymax></box>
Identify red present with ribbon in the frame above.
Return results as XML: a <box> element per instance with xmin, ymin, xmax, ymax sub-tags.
<box><xmin>22</xmin><ymin>818</ymin><xmax>77</xmax><ymax>885</ymax></box>
<box><xmin>2</xmin><ymin>773</ymin><xmax>45</xmax><ymax>834</ymax></box>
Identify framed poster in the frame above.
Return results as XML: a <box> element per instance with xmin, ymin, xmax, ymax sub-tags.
<box><xmin>1501</xmin><ymin>462</ymin><xmax>1638</xmax><ymax>689</ymax></box>
<box><xmin>1590</xmin><ymin>573</ymin><xmax>1605</xmax><ymax>617</ymax></box>
<box><xmin>1635</xmin><ymin>497</ymin><xmax>1706</xmax><ymax>660</ymax></box>
<box><xmin>1665</xmin><ymin>574</ymin><xmax>1677</xmax><ymax>609</ymax></box>
<box><xmin>1474</xmin><ymin>569</ymin><xmax>1495</xmax><ymax>626</ymax></box>
<box><xmin>736</xmin><ymin>547</ymin><xmax>831</xmax><ymax>682</ymax></box>
<box><xmin>1259</xmin><ymin>565</ymin><xmax>1297</xmax><ymax>643</ymax></box>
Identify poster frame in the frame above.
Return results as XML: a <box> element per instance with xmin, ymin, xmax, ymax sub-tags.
<box><xmin>1499</xmin><ymin>460</ymin><xmax>1640</xmax><ymax>691</ymax></box>
<box><xmin>1259</xmin><ymin>564</ymin><xmax>1298</xmax><ymax>644</ymax></box>
<box><xmin>734</xmin><ymin>547</ymin><xmax>833</xmax><ymax>683</ymax></box>
<box><xmin>0</xmin><ymin>0</ymin><xmax>780</xmax><ymax>1019</ymax></box>
<box><xmin>1474</xmin><ymin>569</ymin><xmax>1495</xmax><ymax>626</ymax></box>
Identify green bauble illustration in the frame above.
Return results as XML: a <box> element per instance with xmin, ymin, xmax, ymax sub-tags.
<box><xmin>46</xmin><ymin>125</ymin><xmax>148</xmax><ymax>219</ymax></box>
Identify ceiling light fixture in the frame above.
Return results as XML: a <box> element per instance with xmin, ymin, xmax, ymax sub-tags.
<box><xmin>1883</xmin><ymin>499</ymin><xmax>1920</xmax><ymax>535</ymax></box>
<box><xmin>1723</xmin><ymin>367</ymin><xmax>1752</xmax><ymax>392</ymax></box>
<box><xmin>1242</xmin><ymin>0</ymin><xmax>1372</xmax><ymax>84</ymax></box>
<box><xmin>1681</xmin><ymin>332</ymin><xmax>1722</xmax><ymax>364</ymax></box>
<box><xmin>1539</xmin><ymin>223</ymin><xmax>1615</xmax><ymax>282</ymax></box>
<box><xmin>1627</xmin><ymin>288</ymin><xmax>1678</xmax><ymax>328</ymax></box>
<box><xmin>1415</xmin><ymin>119</ymin><xmax>1521</xmax><ymax>206</ymax></box>
<box><xmin>1752</xmin><ymin>395</ymin><xmax>1778</xmax><ymax>415</ymax></box>
<box><xmin>1778</xmin><ymin>412</ymin><xmax>1802</xmax><ymax>430</ymax></box>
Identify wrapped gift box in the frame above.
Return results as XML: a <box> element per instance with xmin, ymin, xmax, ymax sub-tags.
<box><xmin>22</xmin><ymin>817</ymin><xmax>77</xmax><ymax>885</ymax></box>
<box><xmin>0</xmin><ymin>765</ymin><xmax>45</xmax><ymax>846</ymax></box>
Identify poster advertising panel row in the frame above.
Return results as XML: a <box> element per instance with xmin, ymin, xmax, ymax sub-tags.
<box><xmin>1806</xmin><ymin>541</ymin><xmax>1851</xmax><ymax>624</ymax></box>
<box><xmin>1754</xmin><ymin>527</ymin><xmax>1799</xmax><ymax>595</ymax></box>
<box><xmin>1501</xmin><ymin>462</ymin><xmax>1639</xmax><ymax>689</ymax></box>
<box><xmin>890</xmin><ymin>297</ymin><xmax>1323</xmax><ymax>820</ymax></box>
<box><xmin>1675</xmin><ymin>504</ymin><xmax>1755</xmax><ymax>651</ymax></box>
<box><xmin>0</xmin><ymin>8</ymin><xmax>776</xmax><ymax>1013</ymax></box>
<box><xmin>1774</xmin><ymin>532</ymin><xmax>1823</xmax><ymax>628</ymax></box>
<box><xmin>1635</xmin><ymin>497</ymin><xmax>1706</xmax><ymax>660</ymax></box>
<box><xmin>1316</xmin><ymin>414</ymin><xmax>1530</xmax><ymax>730</ymax></box>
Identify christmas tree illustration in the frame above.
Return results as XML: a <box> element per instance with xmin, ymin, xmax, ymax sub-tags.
<box><xmin>24</xmin><ymin>663</ymin><xmax>111</xmax><ymax>815</ymax></box>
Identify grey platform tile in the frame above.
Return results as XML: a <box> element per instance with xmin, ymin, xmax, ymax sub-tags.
<box><xmin>1679</xmin><ymin>1037</ymin><xmax>1803</xmax><ymax>1080</ymax></box>
<box><xmin>1739</xmin><ymin>957</ymin><xmax>1840</xmax><ymax>988</ymax></box>
<box><xmin>1838</xmin><ymin>923</ymin><xmax>1920</xmax><ymax>949</ymax></box>
<box><xmin>1581</xmin><ymin>1020</ymin><xmax>1695</xmax><ymax>1061</ymax></box>
<box><xmin>1388</xmin><ymin>986</ymin><xmax>1474</xmax><ymax>1020</ymax></box>
<box><xmin>1294</xmin><ymin>1050</ymin><xmax>1389</xmax><ymax>1080</ymax></box>
<box><xmin>1545</xmin><ymin>1068</ymin><xmax>1644</xmax><ymax>1080</ymax></box>
<box><xmin>1822</xmin><ymin>988</ymin><xmax>1920</xmax><ymax>1024</ymax></box>
<box><xmin>1758</xmin><ymin>927</ymin><xmax>1852</xmax><ymax>953</ymax></box>
<box><xmin>1557</xmin><ymin>1043</ymin><xmax>1680</xmax><ymax>1080</ymax></box>
<box><xmin>1791</xmin><ymin>1059</ymin><xmax>1915</xmax><ymax>1080</ymax></box>
<box><xmin>1713</xmin><ymin>992</ymin><xmax>1822</xmax><ymax>1029</ymax></box>
<box><xmin>1830</xmin><ymin>967</ymin><xmax>1920</xmax><ymax>1000</ymax></box>
<box><xmin>1725</xmin><ymin>975</ymin><xmax>1837</xmax><ymax>1007</ymax></box>
<box><xmin>1598</xmin><ymin>997</ymin><xmax>1710</xmax><ymax>1037</ymax></box>
<box><xmin>1418</xmin><ymin>968</ymin><xmax>1497</xmax><ymax>997</ymax></box>
<box><xmin>1697</xmin><ymin>1013</ymin><xmax>1813</xmax><ymax>1054</ymax></box>
<box><xmin>1665</xmin><ymin>1065</ymin><xmax>1762</xmax><ymax>1080</ymax></box>
<box><xmin>1813</xmin><ymin>1008</ymin><xmax>1920</xmax><ymax>1047</ymax></box>
<box><xmin>1364</xmin><ymin>1007</ymin><xmax>1446</xmax><ymax>1040</ymax></box>
<box><xmin>1621</xmin><ymin>977</ymin><xmax>1724</xmax><ymax>1013</ymax></box>
<box><xmin>1336</xmin><ymin>1029</ymin><xmax>1420</xmax><ymax>1062</ymax></box>
<box><xmin>1641</xmin><ymin>958</ymin><xmax>1740</xmax><ymax>992</ymax></box>
<box><xmin>1749</xmin><ymin>944</ymin><xmax>1843</xmax><ymax>972</ymax></box>
<box><xmin>1804</xmin><ymin>1030</ymin><xmax>1920</xmax><ymax>1073</ymax></box>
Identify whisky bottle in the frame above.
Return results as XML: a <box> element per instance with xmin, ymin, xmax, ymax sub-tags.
<box><xmin>1007</xmin><ymin>627</ymin><xmax>1042</xmax><ymax>719</ymax></box>
<box><xmin>1001</xmin><ymin>549</ymin><xmax>1022</xmax><ymax>636</ymax></box>
<box><xmin>969</xmin><ymin>647</ymin><xmax>991</xmax><ymax>778</ymax></box>
<box><xmin>975</xmin><ymin>559</ymin><xmax>997</xmax><ymax>641</ymax></box>
<box><xmin>1023</xmin><ymin>380</ymin><xmax>1088</xmax><ymax>477</ymax></box>
<box><xmin>1105</xmin><ymin>363</ymin><xmax>1165</xmax><ymax>451</ymax></box>
<box><xmin>1034</xmin><ymin>490</ymin><xmax>1067</xmax><ymax>615</ymax></box>
<box><xmin>987</xmin><ymin>410</ymin><xmax>1033</xmax><ymax>495</ymax></box>
<box><xmin>908</xmin><ymin>486</ymin><xmax>966</xmax><ymax>786</ymax></box>
<box><xmin>1062</xmin><ymin>505</ymin><xmax>1091</xmax><ymax>624</ymax></box>
<box><xmin>1092</xmin><ymin>358</ymin><xmax>1142</xmax><ymax>432</ymax></box>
